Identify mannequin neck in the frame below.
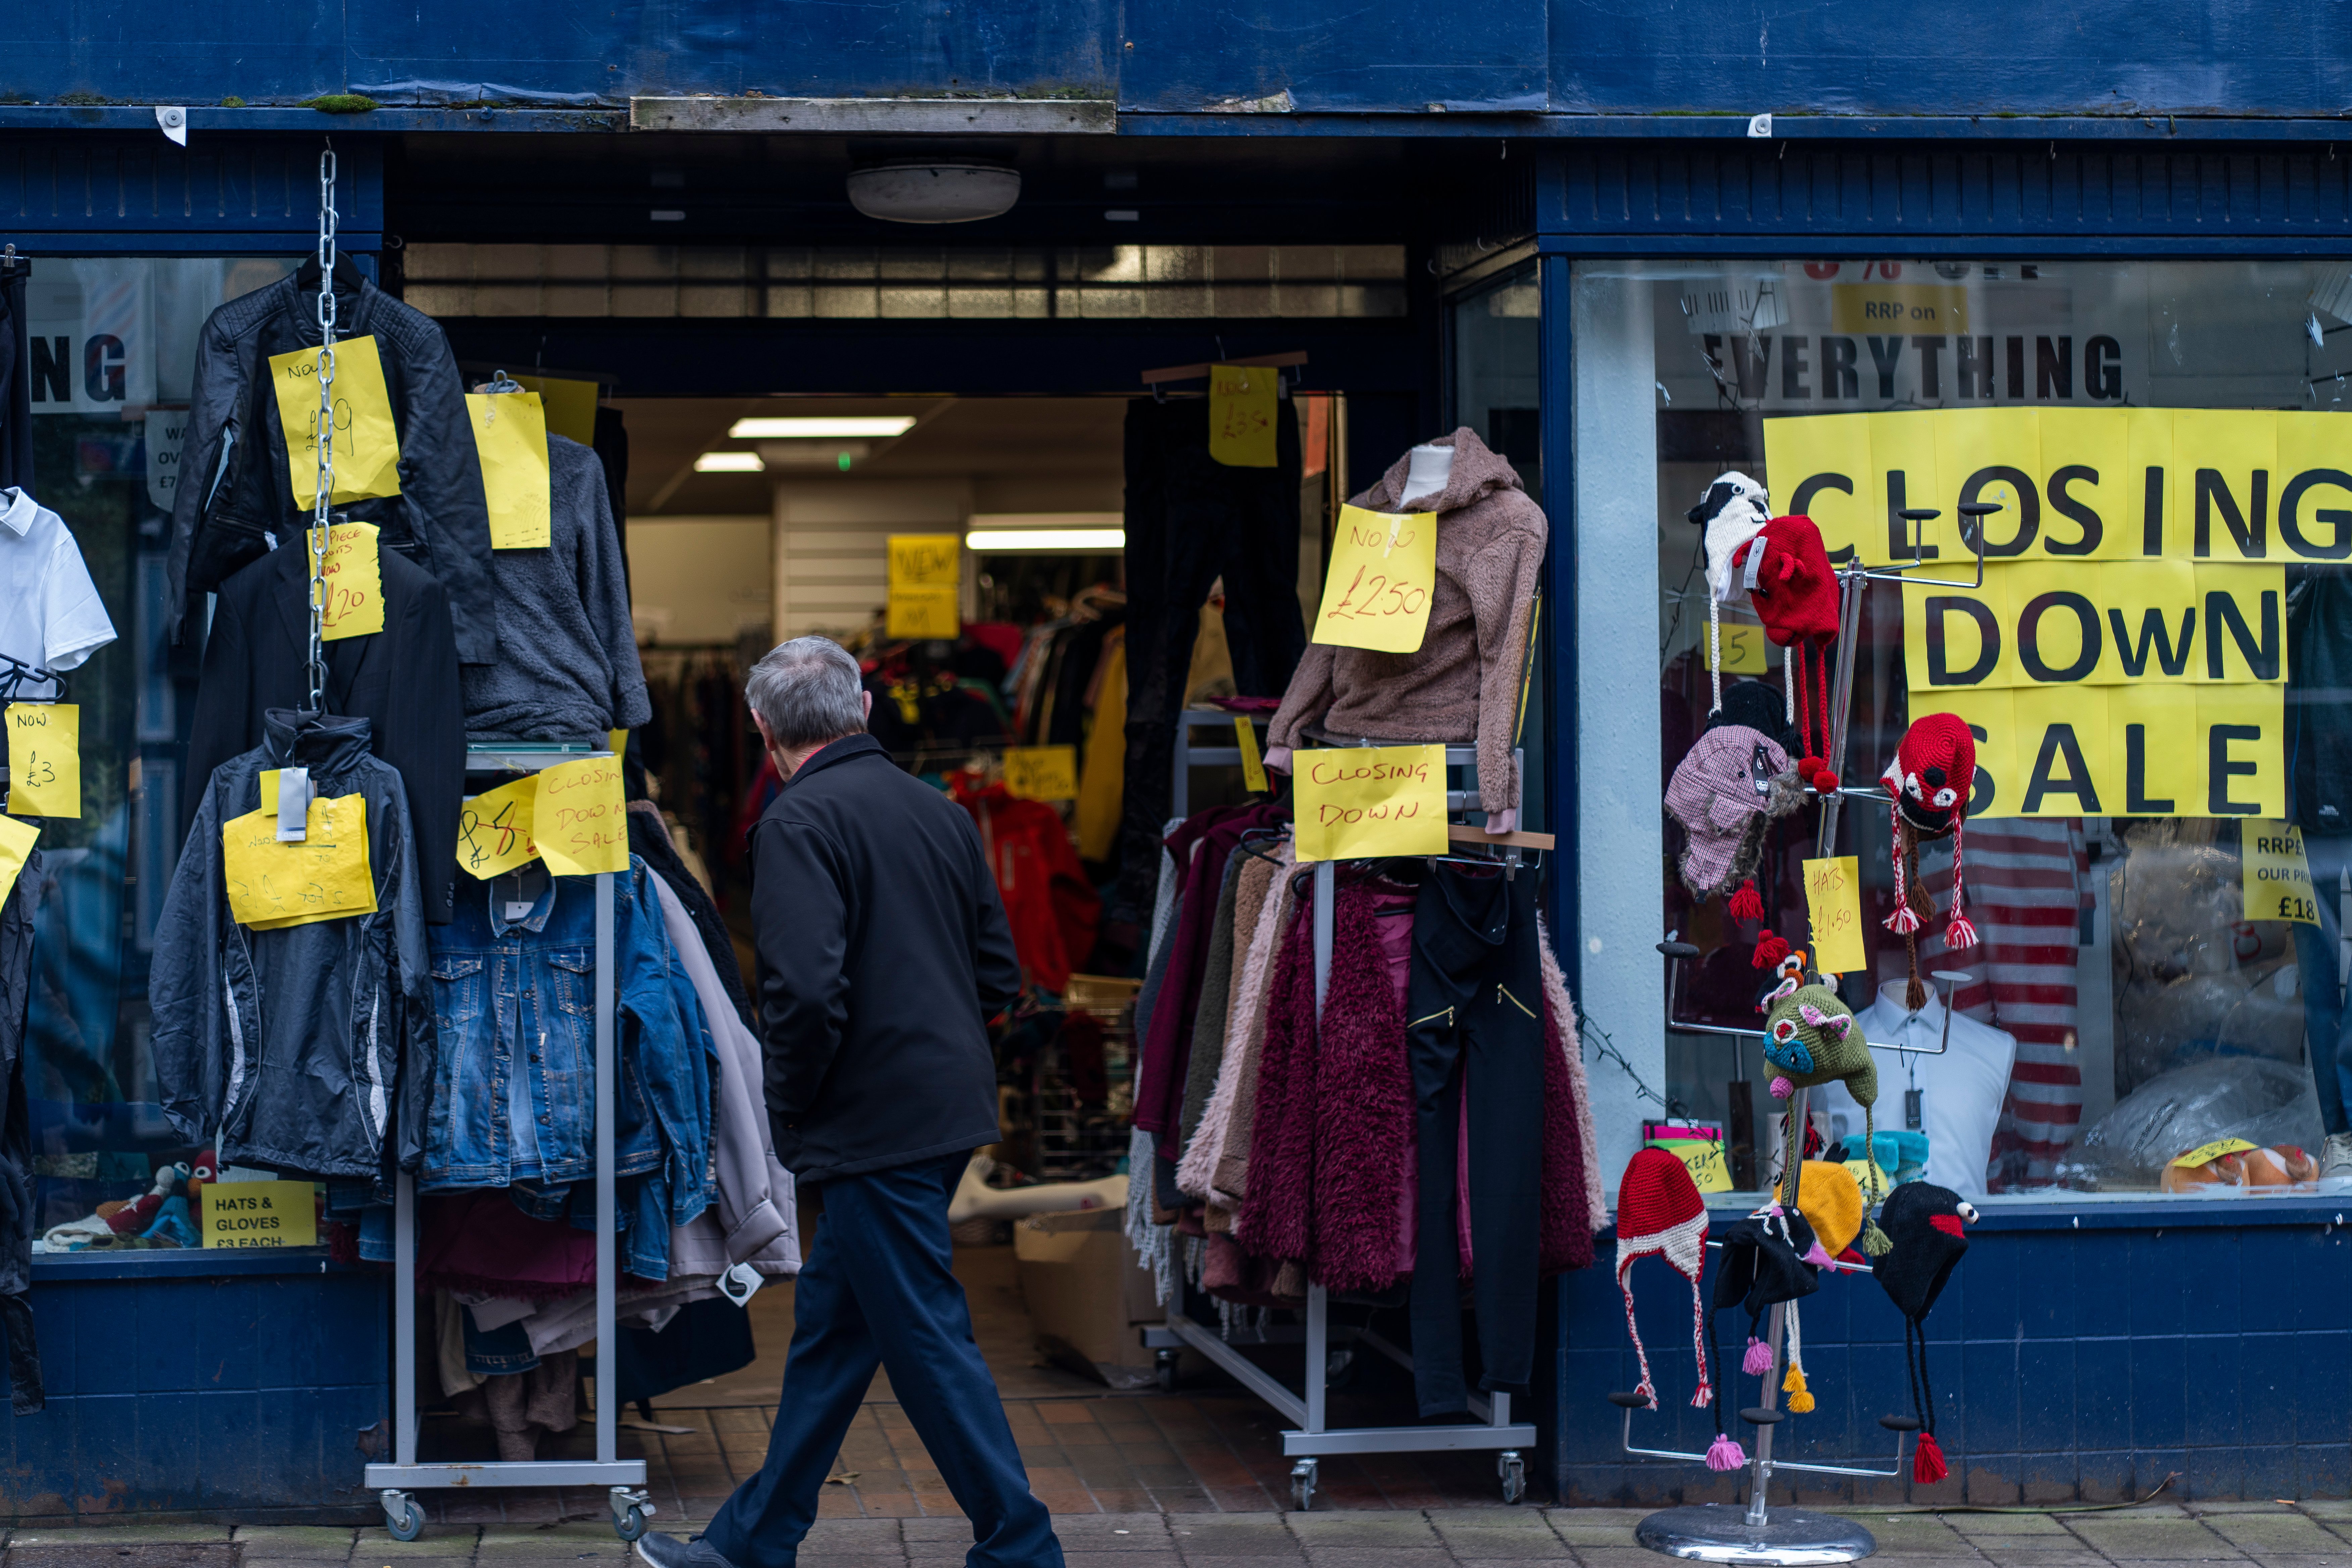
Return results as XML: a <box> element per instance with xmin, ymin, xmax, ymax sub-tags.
<box><xmin>1400</xmin><ymin>443</ymin><xmax>1454</xmax><ymax>507</ymax></box>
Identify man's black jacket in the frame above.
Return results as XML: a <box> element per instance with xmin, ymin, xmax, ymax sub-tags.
<box><xmin>184</xmin><ymin>540</ymin><xmax>464</xmax><ymax>924</ymax></box>
<box><xmin>749</xmin><ymin>733</ymin><xmax>1020</xmax><ymax>1183</ymax></box>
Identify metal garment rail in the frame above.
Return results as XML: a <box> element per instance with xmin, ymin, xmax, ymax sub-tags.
<box><xmin>364</xmin><ymin>743</ymin><xmax>654</xmax><ymax>1542</ymax></box>
<box><xmin>1144</xmin><ymin>741</ymin><xmax>1536</xmax><ymax>1511</ymax></box>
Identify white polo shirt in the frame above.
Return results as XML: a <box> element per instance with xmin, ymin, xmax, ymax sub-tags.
<box><xmin>0</xmin><ymin>488</ymin><xmax>116</xmax><ymax>693</ymax></box>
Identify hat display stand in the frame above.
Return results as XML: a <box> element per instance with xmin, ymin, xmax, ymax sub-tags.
<box><xmin>1625</xmin><ymin>508</ymin><xmax>1992</xmax><ymax>1564</ymax></box>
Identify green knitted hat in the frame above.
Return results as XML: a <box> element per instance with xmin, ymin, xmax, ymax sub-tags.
<box><xmin>1760</xmin><ymin>978</ymin><xmax>1891</xmax><ymax>1256</ymax></box>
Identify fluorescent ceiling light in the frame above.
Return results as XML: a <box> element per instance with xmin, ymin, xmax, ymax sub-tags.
<box><xmin>694</xmin><ymin>451</ymin><xmax>765</xmax><ymax>473</ymax></box>
<box><xmin>966</xmin><ymin>528</ymin><xmax>1126</xmax><ymax>552</ymax></box>
<box><xmin>729</xmin><ymin>416</ymin><xmax>917</xmax><ymax>439</ymax></box>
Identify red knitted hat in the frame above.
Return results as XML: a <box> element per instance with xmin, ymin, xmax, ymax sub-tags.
<box><xmin>1615</xmin><ymin>1148</ymin><xmax>1712</xmax><ymax>1411</ymax></box>
<box><xmin>1881</xmin><ymin>714</ymin><xmax>1981</xmax><ymax>1000</ymax></box>
<box><xmin>1732</xmin><ymin>516</ymin><xmax>1843</xmax><ymax>792</ymax></box>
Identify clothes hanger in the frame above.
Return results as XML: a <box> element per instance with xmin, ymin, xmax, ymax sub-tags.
<box><xmin>293</xmin><ymin>252</ymin><xmax>366</xmax><ymax>294</ymax></box>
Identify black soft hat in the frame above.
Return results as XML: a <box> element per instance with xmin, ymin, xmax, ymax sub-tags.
<box><xmin>1711</xmin><ymin>1212</ymin><xmax>1820</xmax><ymax>1319</ymax></box>
<box><xmin>1707</xmin><ymin>678</ymin><xmax>1801</xmax><ymax>761</ymax></box>
<box><xmin>1870</xmin><ymin>1181</ymin><xmax>1976</xmax><ymax>1484</ymax></box>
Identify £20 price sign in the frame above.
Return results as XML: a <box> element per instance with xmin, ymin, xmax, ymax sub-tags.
<box><xmin>1314</xmin><ymin>504</ymin><xmax>1438</xmax><ymax>654</ymax></box>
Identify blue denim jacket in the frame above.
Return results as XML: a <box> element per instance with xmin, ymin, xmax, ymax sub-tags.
<box><xmin>421</xmin><ymin>857</ymin><xmax>714</xmax><ymax>1236</ymax></box>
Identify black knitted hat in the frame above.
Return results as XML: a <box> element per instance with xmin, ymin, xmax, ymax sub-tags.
<box><xmin>1872</xmin><ymin>1182</ymin><xmax>1977</xmax><ymax>1484</ymax></box>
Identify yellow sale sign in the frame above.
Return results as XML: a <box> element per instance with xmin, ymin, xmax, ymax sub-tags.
<box><xmin>1293</xmin><ymin>745</ymin><xmax>1447</xmax><ymax>862</ymax></box>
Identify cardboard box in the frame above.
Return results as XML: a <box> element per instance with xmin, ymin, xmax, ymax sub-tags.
<box><xmin>1014</xmin><ymin>1208</ymin><xmax>1159</xmax><ymax>1389</ymax></box>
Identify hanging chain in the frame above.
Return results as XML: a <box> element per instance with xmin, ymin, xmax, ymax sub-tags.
<box><xmin>305</xmin><ymin>145</ymin><xmax>339</xmax><ymax>714</ymax></box>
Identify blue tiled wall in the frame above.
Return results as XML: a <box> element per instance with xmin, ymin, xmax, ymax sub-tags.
<box><xmin>1554</xmin><ymin>1205</ymin><xmax>2352</xmax><ymax>1506</ymax></box>
<box><xmin>0</xmin><ymin>1255</ymin><xmax>388</xmax><ymax>1520</ymax></box>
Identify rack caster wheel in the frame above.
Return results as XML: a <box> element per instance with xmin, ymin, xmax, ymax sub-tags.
<box><xmin>381</xmin><ymin>1490</ymin><xmax>425</xmax><ymax>1542</ymax></box>
<box><xmin>611</xmin><ymin>1486</ymin><xmax>656</xmax><ymax>1542</ymax></box>
<box><xmin>1155</xmin><ymin>1348</ymin><xmax>1180</xmax><ymax>1394</ymax></box>
<box><xmin>1498</xmin><ymin>1451</ymin><xmax>1526</xmax><ymax>1505</ymax></box>
<box><xmin>1289</xmin><ymin>1458</ymin><xmax>1319</xmax><ymax>1512</ymax></box>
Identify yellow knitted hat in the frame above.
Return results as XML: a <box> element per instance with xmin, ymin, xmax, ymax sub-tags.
<box><xmin>1776</xmin><ymin>1160</ymin><xmax>1863</xmax><ymax>1262</ymax></box>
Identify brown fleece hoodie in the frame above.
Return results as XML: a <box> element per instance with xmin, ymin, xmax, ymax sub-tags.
<box><xmin>1269</xmin><ymin>428</ymin><xmax>1547</xmax><ymax>810</ymax></box>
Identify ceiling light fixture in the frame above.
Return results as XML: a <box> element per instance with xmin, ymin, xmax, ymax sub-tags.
<box><xmin>966</xmin><ymin>528</ymin><xmax>1126</xmax><ymax>553</ymax></box>
<box><xmin>729</xmin><ymin>416</ymin><xmax>918</xmax><ymax>439</ymax></box>
<box><xmin>693</xmin><ymin>451</ymin><xmax>765</xmax><ymax>473</ymax></box>
<box><xmin>847</xmin><ymin>162</ymin><xmax>1021</xmax><ymax>225</ymax></box>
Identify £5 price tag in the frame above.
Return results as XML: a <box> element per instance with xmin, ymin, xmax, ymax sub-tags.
<box><xmin>1313</xmin><ymin>504</ymin><xmax>1439</xmax><ymax>654</ymax></box>
<box><xmin>5</xmin><ymin>702</ymin><xmax>79</xmax><ymax>819</ymax></box>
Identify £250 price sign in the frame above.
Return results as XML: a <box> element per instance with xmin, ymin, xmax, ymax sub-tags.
<box><xmin>1314</xmin><ymin>504</ymin><xmax>1438</xmax><ymax>654</ymax></box>
<box><xmin>1293</xmin><ymin>745</ymin><xmax>1447</xmax><ymax>861</ymax></box>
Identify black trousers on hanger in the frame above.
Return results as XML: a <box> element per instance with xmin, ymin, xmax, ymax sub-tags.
<box><xmin>1405</xmin><ymin>863</ymin><xmax>1545</xmax><ymax>1417</ymax></box>
<box><xmin>1112</xmin><ymin>395</ymin><xmax>1305</xmax><ymax>921</ymax></box>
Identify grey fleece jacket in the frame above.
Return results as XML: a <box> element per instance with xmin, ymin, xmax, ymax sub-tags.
<box><xmin>459</xmin><ymin>433</ymin><xmax>651</xmax><ymax>742</ymax></box>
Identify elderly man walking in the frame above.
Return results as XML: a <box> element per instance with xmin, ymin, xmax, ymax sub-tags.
<box><xmin>636</xmin><ymin>637</ymin><xmax>1061</xmax><ymax>1568</ymax></box>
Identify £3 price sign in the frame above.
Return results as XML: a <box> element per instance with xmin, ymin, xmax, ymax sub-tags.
<box><xmin>1313</xmin><ymin>504</ymin><xmax>1439</xmax><ymax>654</ymax></box>
<box><xmin>1293</xmin><ymin>745</ymin><xmax>1447</xmax><ymax>861</ymax></box>
<box><xmin>5</xmin><ymin>702</ymin><xmax>79</xmax><ymax>819</ymax></box>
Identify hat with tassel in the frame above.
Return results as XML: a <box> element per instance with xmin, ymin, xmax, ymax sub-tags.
<box><xmin>1688</xmin><ymin>472</ymin><xmax>1774</xmax><ymax>718</ymax></box>
<box><xmin>1708</xmin><ymin>1209</ymin><xmax>1820</xmax><ymax>1419</ymax></box>
<box><xmin>1666</xmin><ymin>726</ymin><xmax>1806</xmax><ymax>953</ymax></box>
<box><xmin>1614</xmin><ymin>1148</ymin><xmax>1712</xmax><ymax>1413</ymax></box>
<box><xmin>1880</xmin><ymin>714</ymin><xmax>1981</xmax><ymax>1009</ymax></box>
<box><xmin>1758</xmin><ymin>976</ymin><xmax>1892</xmax><ymax>1257</ymax></box>
<box><xmin>1872</xmin><ymin>1182</ymin><xmax>1976</xmax><ymax>1485</ymax></box>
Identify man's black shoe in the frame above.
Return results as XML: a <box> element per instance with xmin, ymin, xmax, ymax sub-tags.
<box><xmin>635</xmin><ymin>1533</ymin><xmax>738</xmax><ymax>1568</ymax></box>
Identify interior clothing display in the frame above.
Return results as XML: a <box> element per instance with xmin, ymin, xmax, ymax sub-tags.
<box><xmin>1175</xmin><ymin>851</ymin><xmax>1273</xmax><ymax>1160</ymax></box>
<box><xmin>1812</xmin><ymin>981</ymin><xmax>2018</xmax><ymax>1199</ymax></box>
<box><xmin>1073</xmin><ymin>631</ymin><xmax>1127</xmax><ymax>864</ymax></box>
<box><xmin>747</xmin><ymin>733</ymin><xmax>1020</xmax><ymax>1183</ymax></box>
<box><xmin>699</xmin><ymin>1152</ymin><xmax>1062</xmax><ymax>1568</ymax></box>
<box><xmin>0</xmin><ymin>263</ymin><xmax>28</xmax><ymax>491</ymax></box>
<box><xmin>0</xmin><ymin>848</ymin><xmax>39</xmax><ymax>1413</ymax></box>
<box><xmin>946</xmin><ymin>775</ymin><xmax>1100</xmax><ymax>996</ymax></box>
<box><xmin>164</xmin><ymin>268</ymin><xmax>498</xmax><ymax>663</ymax></box>
<box><xmin>2289</xmin><ymin>567</ymin><xmax>2352</xmax><ymax>837</ymax></box>
<box><xmin>1114</xmin><ymin>396</ymin><xmax>1305</xmax><ymax>917</ymax></box>
<box><xmin>152</xmin><ymin>709</ymin><xmax>434</xmax><ymax>1180</ymax></box>
<box><xmin>458</xmin><ymin>434</ymin><xmax>651</xmax><ymax>743</ymax></box>
<box><xmin>2291</xmin><ymin>834</ymin><xmax>2352</xmax><ymax>1136</ymax></box>
<box><xmin>0</xmin><ymin>488</ymin><xmax>117</xmax><ymax>694</ymax></box>
<box><xmin>592</xmin><ymin>404</ymin><xmax>631</xmax><ymax>591</ymax></box>
<box><xmin>422</xmin><ymin>861</ymin><xmax>715</xmax><ymax>1222</ymax></box>
<box><xmin>1182</xmin><ymin>842</ymin><xmax>1299</xmax><ymax>1206</ymax></box>
<box><xmin>1405</xmin><ymin>865</ymin><xmax>1550</xmax><ymax>1416</ymax></box>
<box><xmin>184</xmin><ymin>532</ymin><xmax>466</xmax><ymax>924</ymax></box>
<box><xmin>627</xmin><ymin>799</ymin><xmax>753</xmax><ymax>1030</ymax></box>
<box><xmin>1268</xmin><ymin>428</ymin><xmax>1547</xmax><ymax>818</ymax></box>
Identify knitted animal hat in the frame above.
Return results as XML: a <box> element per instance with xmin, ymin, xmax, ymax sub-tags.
<box><xmin>1687</xmin><ymin>471</ymin><xmax>1773</xmax><ymax>716</ymax></box>
<box><xmin>1776</xmin><ymin>1159</ymin><xmax>1864</xmax><ymax>1263</ymax></box>
<box><xmin>1665</xmin><ymin>725</ymin><xmax>1805</xmax><ymax>931</ymax></box>
<box><xmin>1880</xmin><ymin>713</ymin><xmax>1981</xmax><ymax>1008</ymax></box>
<box><xmin>1759</xmin><ymin>977</ymin><xmax>1891</xmax><ymax>1256</ymax></box>
<box><xmin>1731</xmin><ymin>514</ymin><xmax>1843</xmax><ymax>791</ymax></box>
<box><xmin>1615</xmin><ymin>1147</ymin><xmax>1711</xmax><ymax>1412</ymax></box>
<box><xmin>1873</xmin><ymin>1182</ymin><xmax>1977</xmax><ymax>1484</ymax></box>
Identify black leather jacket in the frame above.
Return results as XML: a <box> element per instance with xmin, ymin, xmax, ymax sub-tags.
<box><xmin>163</xmin><ymin>272</ymin><xmax>497</xmax><ymax>664</ymax></box>
<box><xmin>151</xmin><ymin>709</ymin><xmax>436</xmax><ymax>1180</ymax></box>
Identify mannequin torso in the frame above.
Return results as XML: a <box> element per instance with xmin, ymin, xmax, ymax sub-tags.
<box><xmin>1399</xmin><ymin>443</ymin><xmax>1454</xmax><ymax>508</ymax></box>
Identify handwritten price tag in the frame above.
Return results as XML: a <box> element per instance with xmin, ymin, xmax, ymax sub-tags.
<box><xmin>1208</xmin><ymin>362</ymin><xmax>1278</xmax><ymax>468</ymax></box>
<box><xmin>467</xmin><ymin>390</ymin><xmax>552</xmax><ymax>549</ymax></box>
<box><xmin>1655</xmin><ymin>1138</ymin><xmax>1733</xmax><ymax>1193</ymax></box>
<box><xmin>267</xmin><ymin>335</ymin><xmax>402</xmax><ymax>507</ymax></box>
<box><xmin>0</xmin><ymin>814</ymin><xmax>36</xmax><ymax>910</ymax></box>
<box><xmin>309</xmin><ymin>521</ymin><xmax>386</xmax><ymax>641</ymax></box>
<box><xmin>535</xmin><ymin>755</ymin><xmax>628</xmax><ymax>876</ymax></box>
<box><xmin>1293</xmin><ymin>745</ymin><xmax>1447</xmax><ymax>862</ymax></box>
<box><xmin>2173</xmin><ymin>1137</ymin><xmax>2259</xmax><ymax>1169</ymax></box>
<box><xmin>1313</xmin><ymin>504</ymin><xmax>1439</xmax><ymax>654</ymax></box>
<box><xmin>1004</xmin><ymin>745</ymin><xmax>1079</xmax><ymax>802</ymax></box>
<box><xmin>2243</xmin><ymin>820</ymin><xmax>2319</xmax><ymax>926</ymax></box>
<box><xmin>222</xmin><ymin>793</ymin><xmax>378</xmax><ymax>930</ymax></box>
<box><xmin>1235</xmin><ymin>718</ymin><xmax>1270</xmax><ymax>794</ymax></box>
<box><xmin>458</xmin><ymin>776</ymin><xmax>541</xmax><ymax>878</ymax></box>
<box><xmin>5</xmin><ymin>702</ymin><xmax>79</xmax><ymax>819</ymax></box>
<box><xmin>887</xmin><ymin>534</ymin><xmax>962</xmax><ymax>640</ymax></box>
<box><xmin>1705</xmin><ymin>621</ymin><xmax>1771</xmax><ymax>674</ymax></box>
<box><xmin>1802</xmin><ymin>855</ymin><xmax>1867</xmax><ymax>975</ymax></box>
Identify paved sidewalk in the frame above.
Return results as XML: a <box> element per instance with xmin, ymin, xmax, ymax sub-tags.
<box><xmin>14</xmin><ymin>1501</ymin><xmax>2352</xmax><ymax>1568</ymax></box>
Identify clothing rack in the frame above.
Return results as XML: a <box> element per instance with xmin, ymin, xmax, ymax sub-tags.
<box><xmin>1145</xmin><ymin>741</ymin><xmax>1537</xmax><ymax>1511</ymax></box>
<box><xmin>364</xmin><ymin>742</ymin><xmax>655</xmax><ymax>1542</ymax></box>
<box><xmin>1169</xmin><ymin>708</ymin><xmax>1272</xmax><ymax>820</ymax></box>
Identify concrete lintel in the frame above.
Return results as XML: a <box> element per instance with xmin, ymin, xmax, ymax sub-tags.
<box><xmin>629</xmin><ymin>96</ymin><xmax>1115</xmax><ymax>134</ymax></box>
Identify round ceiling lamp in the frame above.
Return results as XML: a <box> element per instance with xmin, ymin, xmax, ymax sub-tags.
<box><xmin>846</xmin><ymin>162</ymin><xmax>1021</xmax><ymax>224</ymax></box>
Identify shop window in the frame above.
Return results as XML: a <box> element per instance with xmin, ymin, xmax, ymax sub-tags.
<box><xmin>1579</xmin><ymin>257</ymin><xmax>2352</xmax><ymax>1204</ymax></box>
<box><xmin>402</xmin><ymin>243</ymin><xmax>1409</xmax><ymax>320</ymax></box>
<box><xmin>12</xmin><ymin>255</ymin><xmax>321</xmax><ymax>1257</ymax></box>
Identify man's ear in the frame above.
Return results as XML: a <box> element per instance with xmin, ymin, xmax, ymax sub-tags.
<box><xmin>861</xmin><ymin>689</ymin><xmax>874</xmax><ymax>724</ymax></box>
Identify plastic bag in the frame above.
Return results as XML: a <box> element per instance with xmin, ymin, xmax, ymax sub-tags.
<box><xmin>2069</xmin><ymin>1056</ymin><xmax>2323</xmax><ymax>1189</ymax></box>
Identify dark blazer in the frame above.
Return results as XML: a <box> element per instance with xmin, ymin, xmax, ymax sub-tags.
<box><xmin>748</xmin><ymin>733</ymin><xmax>1020</xmax><ymax>1183</ymax></box>
<box><xmin>184</xmin><ymin>539</ymin><xmax>464</xmax><ymax>924</ymax></box>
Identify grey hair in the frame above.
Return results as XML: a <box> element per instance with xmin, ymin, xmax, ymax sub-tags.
<box><xmin>745</xmin><ymin>636</ymin><xmax>868</xmax><ymax>750</ymax></box>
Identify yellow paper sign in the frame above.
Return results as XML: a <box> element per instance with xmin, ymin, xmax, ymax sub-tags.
<box><xmin>203</xmin><ymin>1180</ymin><xmax>318</xmax><ymax>1248</ymax></box>
<box><xmin>1314</xmin><ymin>505</ymin><xmax>1440</xmax><ymax>654</ymax></box>
<box><xmin>2244</xmin><ymin>820</ymin><xmax>2319</xmax><ymax>925</ymax></box>
<box><xmin>1293</xmin><ymin>745</ymin><xmax>1447</xmax><ymax>862</ymax></box>
<box><xmin>1705</xmin><ymin>621</ymin><xmax>1771</xmax><ymax>674</ymax></box>
<box><xmin>1208</xmin><ymin>363</ymin><xmax>1279</xmax><ymax>468</ymax></box>
<box><xmin>0</xmin><ymin>814</ymin><xmax>36</xmax><ymax>910</ymax></box>
<box><xmin>886</xmin><ymin>587</ymin><xmax>960</xmax><ymax>641</ymax></box>
<box><xmin>466</xmin><ymin>391</ymin><xmax>553</xmax><ymax>550</ymax></box>
<box><xmin>1004</xmin><ymin>745</ymin><xmax>1079</xmax><ymax>802</ymax></box>
<box><xmin>887</xmin><ymin>533</ymin><xmax>962</xmax><ymax>641</ymax></box>
<box><xmin>506</xmin><ymin>373</ymin><xmax>600</xmax><ymax>446</ymax></box>
<box><xmin>223</xmin><ymin>793</ymin><xmax>377</xmax><ymax>929</ymax></box>
<box><xmin>1236</xmin><ymin>718</ymin><xmax>1270</xmax><ymax>794</ymax></box>
<box><xmin>607</xmin><ymin>729</ymin><xmax>628</xmax><ymax>760</ymax></box>
<box><xmin>1802</xmin><ymin>855</ymin><xmax>1867</xmax><ymax>975</ymax></box>
<box><xmin>458</xmin><ymin>777</ymin><xmax>541</xmax><ymax>879</ymax></box>
<box><xmin>535</xmin><ymin>755</ymin><xmax>629</xmax><ymax>876</ymax></box>
<box><xmin>1934</xmin><ymin>683</ymin><xmax>2285</xmax><ymax>819</ymax></box>
<box><xmin>309</xmin><ymin>521</ymin><xmax>387</xmax><ymax>641</ymax></box>
<box><xmin>1657</xmin><ymin>1138</ymin><xmax>1734</xmax><ymax>1193</ymax></box>
<box><xmin>5</xmin><ymin>702</ymin><xmax>79</xmax><ymax>819</ymax></box>
<box><xmin>2173</xmin><ymin>1137</ymin><xmax>2259</xmax><ymax>1170</ymax></box>
<box><xmin>268</xmin><ymin>335</ymin><xmax>402</xmax><ymax>507</ymax></box>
